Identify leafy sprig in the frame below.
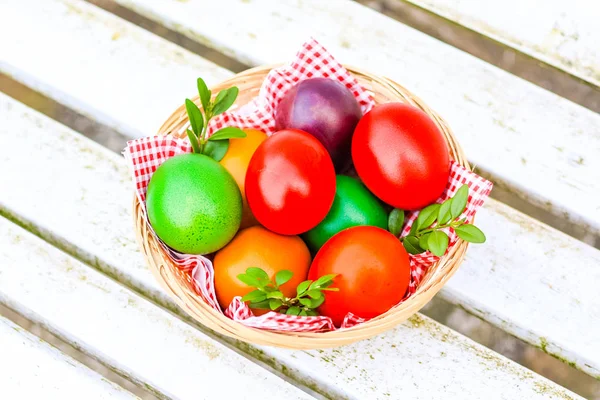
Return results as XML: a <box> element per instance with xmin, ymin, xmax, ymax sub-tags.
<box><xmin>237</xmin><ymin>267</ymin><xmax>338</xmax><ymax>316</ymax></box>
<box><xmin>388</xmin><ymin>184</ymin><xmax>486</xmax><ymax>257</ymax></box>
<box><xmin>185</xmin><ymin>78</ymin><xmax>246</xmax><ymax>161</ymax></box>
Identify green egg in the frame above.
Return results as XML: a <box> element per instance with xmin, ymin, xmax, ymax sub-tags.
<box><xmin>146</xmin><ymin>153</ymin><xmax>242</xmax><ymax>254</ymax></box>
<box><xmin>303</xmin><ymin>175</ymin><xmax>388</xmax><ymax>252</ymax></box>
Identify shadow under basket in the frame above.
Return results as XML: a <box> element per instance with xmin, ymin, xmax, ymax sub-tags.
<box><xmin>133</xmin><ymin>64</ymin><xmax>471</xmax><ymax>349</ymax></box>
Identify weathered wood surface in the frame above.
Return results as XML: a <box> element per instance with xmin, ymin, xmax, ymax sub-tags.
<box><xmin>111</xmin><ymin>0</ymin><xmax>600</xmax><ymax>235</ymax></box>
<box><xmin>0</xmin><ymin>0</ymin><xmax>231</xmax><ymax>139</ymax></box>
<box><xmin>398</xmin><ymin>0</ymin><xmax>600</xmax><ymax>87</ymax></box>
<box><xmin>0</xmin><ymin>95</ymin><xmax>586</xmax><ymax>399</ymax></box>
<box><xmin>0</xmin><ymin>316</ymin><xmax>139</xmax><ymax>399</ymax></box>
<box><xmin>0</xmin><ymin>217</ymin><xmax>315</xmax><ymax>400</ymax></box>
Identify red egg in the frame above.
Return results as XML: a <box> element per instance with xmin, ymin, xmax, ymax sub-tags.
<box><xmin>245</xmin><ymin>129</ymin><xmax>336</xmax><ymax>235</ymax></box>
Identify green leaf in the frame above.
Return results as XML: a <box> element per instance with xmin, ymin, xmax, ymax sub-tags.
<box><xmin>212</xmin><ymin>87</ymin><xmax>239</xmax><ymax>115</ymax></box>
<box><xmin>299</xmin><ymin>298</ymin><xmax>312</xmax><ymax>307</ymax></box>
<box><xmin>311</xmin><ymin>274</ymin><xmax>337</xmax><ymax>289</ymax></box>
<box><xmin>451</xmin><ymin>184</ymin><xmax>469</xmax><ymax>219</ymax></box>
<box><xmin>310</xmin><ymin>296</ymin><xmax>325</xmax><ymax>308</ymax></box>
<box><xmin>242</xmin><ymin>290</ymin><xmax>267</xmax><ymax>303</ymax></box>
<box><xmin>296</xmin><ymin>280</ymin><xmax>312</xmax><ymax>297</ymax></box>
<box><xmin>418</xmin><ymin>233</ymin><xmax>431</xmax><ymax>250</ymax></box>
<box><xmin>306</xmin><ymin>290</ymin><xmax>322</xmax><ymax>299</ymax></box>
<box><xmin>416</xmin><ymin>203</ymin><xmax>440</xmax><ymax>230</ymax></box>
<box><xmin>306</xmin><ymin>310</ymin><xmax>319</xmax><ymax>317</ymax></box>
<box><xmin>275</xmin><ymin>270</ymin><xmax>293</xmax><ymax>286</ymax></box>
<box><xmin>454</xmin><ymin>224</ymin><xmax>486</xmax><ymax>243</ymax></box>
<box><xmin>246</xmin><ymin>267</ymin><xmax>269</xmax><ymax>281</ymax></box>
<box><xmin>209</xmin><ymin>126</ymin><xmax>247</xmax><ymax>141</ymax></box>
<box><xmin>266</xmin><ymin>291</ymin><xmax>284</xmax><ymax>299</ymax></box>
<box><xmin>203</xmin><ymin>139</ymin><xmax>229</xmax><ymax>161</ymax></box>
<box><xmin>408</xmin><ymin>221</ymin><xmax>419</xmax><ymax>236</ymax></box>
<box><xmin>299</xmin><ymin>310</ymin><xmax>308</xmax><ymax>317</ymax></box>
<box><xmin>269</xmin><ymin>298</ymin><xmax>282</xmax><ymax>311</ymax></box>
<box><xmin>237</xmin><ymin>274</ymin><xmax>261</xmax><ymax>288</ymax></box>
<box><xmin>403</xmin><ymin>235</ymin><xmax>424</xmax><ymax>255</ymax></box>
<box><xmin>196</xmin><ymin>77</ymin><xmax>211</xmax><ymax>112</ymax></box>
<box><xmin>249</xmin><ymin>299</ymin><xmax>271</xmax><ymax>309</ymax></box>
<box><xmin>438</xmin><ymin>199</ymin><xmax>453</xmax><ymax>225</ymax></box>
<box><xmin>186</xmin><ymin>129</ymin><xmax>201</xmax><ymax>154</ymax></box>
<box><xmin>388</xmin><ymin>208</ymin><xmax>405</xmax><ymax>236</ymax></box>
<box><xmin>286</xmin><ymin>306</ymin><xmax>301</xmax><ymax>316</ymax></box>
<box><xmin>184</xmin><ymin>99</ymin><xmax>204</xmax><ymax>137</ymax></box>
<box><xmin>428</xmin><ymin>230</ymin><xmax>450</xmax><ymax>257</ymax></box>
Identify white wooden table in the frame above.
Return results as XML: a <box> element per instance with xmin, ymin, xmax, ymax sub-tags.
<box><xmin>1</xmin><ymin>0</ymin><xmax>598</xmax><ymax>398</ymax></box>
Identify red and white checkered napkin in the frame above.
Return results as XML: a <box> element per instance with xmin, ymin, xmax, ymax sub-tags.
<box><xmin>123</xmin><ymin>38</ymin><xmax>492</xmax><ymax>333</ymax></box>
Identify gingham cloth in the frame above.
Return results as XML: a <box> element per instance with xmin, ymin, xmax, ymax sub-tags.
<box><xmin>123</xmin><ymin>38</ymin><xmax>492</xmax><ymax>332</ymax></box>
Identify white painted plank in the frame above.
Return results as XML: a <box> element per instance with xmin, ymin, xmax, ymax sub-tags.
<box><xmin>0</xmin><ymin>218</ymin><xmax>314</xmax><ymax>400</ymax></box>
<box><xmin>0</xmin><ymin>97</ymin><xmax>588</xmax><ymax>398</ymax></box>
<box><xmin>0</xmin><ymin>0</ymin><xmax>231</xmax><ymax>139</ymax></box>
<box><xmin>112</xmin><ymin>0</ymin><xmax>600</xmax><ymax>235</ymax></box>
<box><xmin>0</xmin><ymin>206</ymin><xmax>580</xmax><ymax>400</ymax></box>
<box><xmin>0</xmin><ymin>316</ymin><xmax>138</xmax><ymax>400</ymax></box>
<box><xmin>399</xmin><ymin>0</ymin><xmax>600</xmax><ymax>87</ymax></box>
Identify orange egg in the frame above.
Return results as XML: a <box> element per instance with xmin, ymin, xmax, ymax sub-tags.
<box><xmin>213</xmin><ymin>226</ymin><xmax>311</xmax><ymax>313</ymax></box>
<box><xmin>219</xmin><ymin>129</ymin><xmax>267</xmax><ymax>228</ymax></box>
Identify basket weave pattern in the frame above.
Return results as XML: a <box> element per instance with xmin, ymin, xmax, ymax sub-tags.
<box><xmin>133</xmin><ymin>65</ymin><xmax>470</xmax><ymax>349</ymax></box>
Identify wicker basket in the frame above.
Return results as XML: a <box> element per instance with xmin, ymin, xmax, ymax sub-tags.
<box><xmin>133</xmin><ymin>64</ymin><xmax>470</xmax><ymax>349</ymax></box>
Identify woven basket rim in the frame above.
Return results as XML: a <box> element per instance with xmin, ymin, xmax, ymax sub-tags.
<box><xmin>134</xmin><ymin>64</ymin><xmax>470</xmax><ymax>349</ymax></box>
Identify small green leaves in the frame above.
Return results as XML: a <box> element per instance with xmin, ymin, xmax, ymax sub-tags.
<box><xmin>451</xmin><ymin>184</ymin><xmax>469</xmax><ymax>219</ymax></box>
<box><xmin>183</xmin><ymin>78</ymin><xmax>243</xmax><ymax>160</ymax></box>
<box><xmin>242</xmin><ymin>289</ymin><xmax>266</xmax><ymax>303</ymax></box>
<box><xmin>212</xmin><ymin>87</ymin><xmax>239</xmax><ymax>115</ymax></box>
<box><xmin>296</xmin><ymin>280</ymin><xmax>312</xmax><ymax>297</ymax></box>
<box><xmin>196</xmin><ymin>77</ymin><xmax>211</xmax><ymax>112</ymax></box>
<box><xmin>310</xmin><ymin>296</ymin><xmax>325</xmax><ymax>308</ymax></box>
<box><xmin>186</xmin><ymin>129</ymin><xmax>201</xmax><ymax>154</ymax></box>
<box><xmin>275</xmin><ymin>270</ymin><xmax>293</xmax><ymax>286</ymax></box>
<box><xmin>428</xmin><ymin>231</ymin><xmax>449</xmax><ymax>257</ymax></box>
<box><xmin>250</xmin><ymin>299</ymin><xmax>271</xmax><ymax>310</ymax></box>
<box><xmin>266</xmin><ymin>291</ymin><xmax>284</xmax><ymax>299</ymax></box>
<box><xmin>416</xmin><ymin>204</ymin><xmax>440</xmax><ymax>230</ymax></box>
<box><xmin>185</xmin><ymin>99</ymin><xmax>204</xmax><ymax>139</ymax></box>
<box><xmin>236</xmin><ymin>267</ymin><xmax>338</xmax><ymax>317</ymax></box>
<box><xmin>437</xmin><ymin>199</ymin><xmax>453</xmax><ymax>225</ymax></box>
<box><xmin>403</xmin><ymin>235</ymin><xmax>424</xmax><ymax>255</ymax></box>
<box><xmin>418</xmin><ymin>233</ymin><xmax>431</xmax><ymax>251</ymax></box>
<box><xmin>209</xmin><ymin>126</ymin><xmax>247</xmax><ymax>141</ymax></box>
<box><xmin>203</xmin><ymin>140</ymin><xmax>229</xmax><ymax>162</ymax></box>
<box><xmin>246</xmin><ymin>267</ymin><xmax>268</xmax><ymax>279</ymax></box>
<box><xmin>400</xmin><ymin>184</ymin><xmax>486</xmax><ymax>255</ymax></box>
<box><xmin>311</xmin><ymin>274</ymin><xmax>337</xmax><ymax>289</ymax></box>
<box><xmin>388</xmin><ymin>208</ymin><xmax>405</xmax><ymax>236</ymax></box>
<box><xmin>409</xmin><ymin>220</ymin><xmax>419</xmax><ymax>236</ymax></box>
<box><xmin>454</xmin><ymin>224</ymin><xmax>486</xmax><ymax>243</ymax></box>
<box><xmin>237</xmin><ymin>273</ymin><xmax>261</xmax><ymax>288</ymax></box>
<box><xmin>299</xmin><ymin>298</ymin><xmax>312</xmax><ymax>307</ymax></box>
<box><xmin>269</xmin><ymin>299</ymin><xmax>282</xmax><ymax>310</ymax></box>
<box><xmin>286</xmin><ymin>306</ymin><xmax>300</xmax><ymax>316</ymax></box>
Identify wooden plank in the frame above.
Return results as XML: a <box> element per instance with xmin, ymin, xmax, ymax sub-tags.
<box><xmin>0</xmin><ymin>98</ymin><xmax>586</xmax><ymax>398</ymax></box>
<box><xmin>0</xmin><ymin>210</ymin><xmax>581</xmax><ymax>400</ymax></box>
<box><xmin>397</xmin><ymin>0</ymin><xmax>600</xmax><ymax>87</ymax></box>
<box><xmin>0</xmin><ymin>218</ymin><xmax>315</xmax><ymax>400</ymax></box>
<box><xmin>111</xmin><ymin>0</ymin><xmax>600</xmax><ymax>235</ymax></box>
<box><xmin>0</xmin><ymin>316</ymin><xmax>138</xmax><ymax>399</ymax></box>
<box><xmin>0</xmin><ymin>0</ymin><xmax>232</xmax><ymax>139</ymax></box>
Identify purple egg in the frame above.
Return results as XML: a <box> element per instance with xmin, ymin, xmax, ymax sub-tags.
<box><xmin>275</xmin><ymin>78</ymin><xmax>362</xmax><ymax>169</ymax></box>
